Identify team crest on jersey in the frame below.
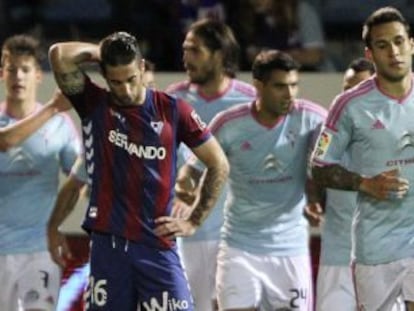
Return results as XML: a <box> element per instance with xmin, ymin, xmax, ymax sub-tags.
<box><xmin>191</xmin><ymin>110</ymin><xmax>207</xmax><ymax>130</ymax></box>
<box><xmin>399</xmin><ymin>131</ymin><xmax>414</xmax><ymax>151</ymax></box>
<box><xmin>150</xmin><ymin>121</ymin><xmax>164</xmax><ymax>135</ymax></box>
<box><xmin>314</xmin><ymin>131</ymin><xmax>332</xmax><ymax>159</ymax></box>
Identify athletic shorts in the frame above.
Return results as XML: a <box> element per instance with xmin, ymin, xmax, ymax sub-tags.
<box><xmin>216</xmin><ymin>244</ymin><xmax>313</xmax><ymax>310</ymax></box>
<box><xmin>179</xmin><ymin>239</ymin><xmax>219</xmax><ymax>311</ymax></box>
<box><xmin>354</xmin><ymin>257</ymin><xmax>414</xmax><ymax>310</ymax></box>
<box><xmin>0</xmin><ymin>251</ymin><xmax>61</xmax><ymax>311</ymax></box>
<box><xmin>84</xmin><ymin>232</ymin><xmax>193</xmax><ymax>311</ymax></box>
<box><xmin>316</xmin><ymin>265</ymin><xmax>356</xmax><ymax>311</ymax></box>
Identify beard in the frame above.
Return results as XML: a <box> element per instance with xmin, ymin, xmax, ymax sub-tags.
<box><xmin>188</xmin><ymin>66</ymin><xmax>216</xmax><ymax>85</ymax></box>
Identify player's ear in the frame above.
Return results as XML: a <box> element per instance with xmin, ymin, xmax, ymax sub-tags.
<box><xmin>364</xmin><ymin>47</ymin><xmax>373</xmax><ymax>61</ymax></box>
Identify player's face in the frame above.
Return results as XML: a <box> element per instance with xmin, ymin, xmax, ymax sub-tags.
<box><xmin>256</xmin><ymin>69</ymin><xmax>299</xmax><ymax>117</ymax></box>
<box><xmin>104</xmin><ymin>59</ymin><xmax>145</xmax><ymax>106</ymax></box>
<box><xmin>182</xmin><ymin>31</ymin><xmax>219</xmax><ymax>85</ymax></box>
<box><xmin>366</xmin><ymin>21</ymin><xmax>414</xmax><ymax>82</ymax></box>
<box><xmin>343</xmin><ymin>69</ymin><xmax>373</xmax><ymax>90</ymax></box>
<box><xmin>0</xmin><ymin>54</ymin><xmax>41</xmax><ymax>105</ymax></box>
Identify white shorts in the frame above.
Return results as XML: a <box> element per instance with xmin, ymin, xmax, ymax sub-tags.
<box><xmin>216</xmin><ymin>245</ymin><xmax>313</xmax><ymax>310</ymax></box>
<box><xmin>178</xmin><ymin>239</ymin><xmax>219</xmax><ymax>311</ymax></box>
<box><xmin>316</xmin><ymin>265</ymin><xmax>356</xmax><ymax>311</ymax></box>
<box><xmin>0</xmin><ymin>251</ymin><xmax>61</xmax><ymax>311</ymax></box>
<box><xmin>354</xmin><ymin>257</ymin><xmax>414</xmax><ymax>310</ymax></box>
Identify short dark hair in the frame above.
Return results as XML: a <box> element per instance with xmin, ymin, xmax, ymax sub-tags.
<box><xmin>362</xmin><ymin>6</ymin><xmax>410</xmax><ymax>48</ymax></box>
<box><xmin>100</xmin><ymin>31</ymin><xmax>141</xmax><ymax>73</ymax></box>
<box><xmin>1</xmin><ymin>34</ymin><xmax>44</xmax><ymax>67</ymax></box>
<box><xmin>347</xmin><ymin>57</ymin><xmax>375</xmax><ymax>74</ymax></box>
<box><xmin>189</xmin><ymin>18</ymin><xmax>240</xmax><ymax>78</ymax></box>
<box><xmin>252</xmin><ymin>50</ymin><xmax>300</xmax><ymax>82</ymax></box>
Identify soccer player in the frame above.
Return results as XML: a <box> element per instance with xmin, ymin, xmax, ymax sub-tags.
<box><xmin>166</xmin><ymin>18</ymin><xmax>256</xmax><ymax>311</ymax></box>
<box><xmin>48</xmin><ymin>31</ymin><xmax>229</xmax><ymax>310</ymax></box>
<box><xmin>312</xmin><ymin>6</ymin><xmax>414</xmax><ymax>310</ymax></box>
<box><xmin>0</xmin><ymin>34</ymin><xmax>82</xmax><ymax>311</ymax></box>
<box><xmin>183</xmin><ymin>49</ymin><xmax>326</xmax><ymax>310</ymax></box>
<box><xmin>47</xmin><ymin>60</ymin><xmax>159</xmax><ymax>268</ymax></box>
<box><xmin>315</xmin><ymin>58</ymin><xmax>375</xmax><ymax>311</ymax></box>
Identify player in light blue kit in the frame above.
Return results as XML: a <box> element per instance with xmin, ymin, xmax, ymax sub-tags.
<box><xmin>166</xmin><ymin>18</ymin><xmax>256</xmax><ymax>310</ymax></box>
<box><xmin>183</xmin><ymin>50</ymin><xmax>326</xmax><ymax>310</ymax></box>
<box><xmin>312</xmin><ymin>6</ymin><xmax>414</xmax><ymax>311</ymax></box>
<box><xmin>0</xmin><ymin>35</ymin><xmax>82</xmax><ymax>311</ymax></box>
<box><xmin>316</xmin><ymin>58</ymin><xmax>375</xmax><ymax>311</ymax></box>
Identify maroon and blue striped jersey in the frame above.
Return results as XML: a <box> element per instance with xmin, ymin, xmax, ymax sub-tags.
<box><xmin>68</xmin><ymin>77</ymin><xmax>211</xmax><ymax>248</ymax></box>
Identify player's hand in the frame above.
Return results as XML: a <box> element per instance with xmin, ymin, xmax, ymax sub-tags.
<box><xmin>154</xmin><ymin>216</ymin><xmax>197</xmax><ymax>239</ymax></box>
<box><xmin>48</xmin><ymin>90</ymin><xmax>72</xmax><ymax>112</ymax></box>
<box><xmin>359</xmin><ymin>168</ymin><xmax>409</xmax><ymax>201</ymax></box>
<box><xmin>171</xmin><ymin>199</ymin><xmax>193</xmax><ymax>219</ymax></box>
<box><xmin>304</xmin><ymin>202</ymin><xmax>324</xmax><ymax>227</ymax></box>
<box><xmin>47</xmin><ymin>227</ymin><xmax>72</xmax><ymax>267</ymax></box>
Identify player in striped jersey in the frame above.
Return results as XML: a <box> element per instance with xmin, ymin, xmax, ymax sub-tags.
<box><xmin>166</xmin><ymin>18</ymin><xmax>256</xmax><ymax>310</ymax></box>
<box><xmin>49</xmin><ymin>31</ymin><xmax>229</xmax><ymax>311</ymax></box>
<box><xmin>312</xmin><ymin>6</ymin><xmax>414</xmax><ymax>311</ymax></box>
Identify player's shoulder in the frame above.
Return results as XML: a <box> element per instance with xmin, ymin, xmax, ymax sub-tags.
<box><xmin>231</xmin><ymin>79</ymin><xmax>256</xmax><ymax>98</ymax></box>
<box><xmin>294</xmin><ymin>98</ymin><xmax>327</xmax><ymax>118</ymax></box>
<box><xmin>165</xmin><ymin>80</ymin><xmax>191</xmax><ymax>94</ymax></box>
<box><xmin>331</xmin><ymin>78</ymin><xmax>376</xmax><ymax>111</ymax></box>
<box><xmin>210</xmin><ymin>102</ymin><xmax>251</xmax><ymax>131</ymax></box>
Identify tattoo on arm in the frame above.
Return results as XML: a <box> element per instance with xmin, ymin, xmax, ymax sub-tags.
<box><xmin>312</xmin><ymin>164</ymin><xmax>362</xmax><ymax>191</ymax></box>
<box><xmin>54</xmin><ymin>70</ymin><xmax>85</xmax><ymax>95</ymax></box>
<box><xmin>188</xmin><ymin>163</ymin><xmax>228</xmax><ymax>227</ymax></box>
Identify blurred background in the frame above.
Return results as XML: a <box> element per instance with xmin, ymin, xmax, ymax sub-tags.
<box><xmin>1</xmin><ymin>0</ymin><xmax>413</xmax><ymax>73</ymax></box>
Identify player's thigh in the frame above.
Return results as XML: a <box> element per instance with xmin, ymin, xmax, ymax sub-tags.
<box><xmin>179</xmin><ymin>240</ymin><xmax>219</xmax><ymax>310</ymax></box>
<box><xmin>85</xmin><ymin>233</ymin><xmax>137</xmax><ymax>311</ymax></box>
<box><xmin>216</xmin><ymin>245</ymin><xmax>262</xmax><ymax>310</ymax></box>
<box><xmin>316</xmin><ymin>265</ymin><xmax>356</xmax><ymax>311</ymax></box>
<box><xmin>17</xmin><ymin>251</ymin><xmax>61</xmax><ymax>311</ymax></box>
<box><xmin>354</xmin><ymin>259</ymin><xmax>410</xmax><ymax>311</ymax></box>
<box><xmin>263</xmin><ymin>255</ymin><xmax>313</xmax><ymax>311</ymax></box>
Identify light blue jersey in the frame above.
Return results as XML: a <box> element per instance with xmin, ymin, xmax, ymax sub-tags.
<box><xmin>166</xmin><ymin>79</ymin><xmax>256</xmax><ymax>241</ymax></box>
<box><xmin>320</xmin><ymin>150</ymin><xmax>357</xmax><ymax>265</ymax></box>
<box><xmin>0</xmin><ymin>104</ymin><xmax>81</xmax><ymax>254</ymax></box>
<box><xmin>209</xmin><ymin>100</ymin><xmax>326</xmax><ymax>255</ymax></box>
<box><xmin>313</xmin><ymin>76</ymin><xmax>414</xmax><ymax>265</ymax></box>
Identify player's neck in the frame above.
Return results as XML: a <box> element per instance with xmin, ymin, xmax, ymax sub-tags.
<box><xmin>253</xmin><ymin>100</ymin><xmax>283</xmax><ymax>126</ymax></box>
<box><xmin>376</xmin><ymin>74</ymin><xmax>412</xmax><ymax>98</ymax></box>
<box><xmin>198</xmin><ymin>75</ymin><xmax>231</xmax><ymax>97</ymax></box>
<box><xmin>4</xmin><ymin>97</ymin><xmax>37</xmax><ymax>119</ymax></box>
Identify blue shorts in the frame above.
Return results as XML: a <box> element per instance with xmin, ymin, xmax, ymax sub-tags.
<box><xmin>85</xmin><ymin>232</ymin><xmax>194</xmax><ymax>311</ymax></box>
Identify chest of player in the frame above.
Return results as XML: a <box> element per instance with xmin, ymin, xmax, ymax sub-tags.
<box><xmin>89</xmin><ymin>106</ymin><xmax>176</xmax><ymax>161</ymax></box>
<box><xmin>0</xmin><ymin>117</ymin><xmax>65</xmax><ymax>172</ymax></box>
<box><xmin>223</xmin><ymin>116</ymin><xmax>312</xmax><ymax>176</ymax></box>
<box><xmin>350</xmin><ymin>100</ymin><xmax>414</xmax><ymax>157</ymax></box>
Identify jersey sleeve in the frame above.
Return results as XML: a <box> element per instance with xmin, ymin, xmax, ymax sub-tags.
<box><xmin>176</xmin><ymin>99</ymin><xmax>211</xmax><ymax>148</ymax></box>
<box><xmin>65</xmin><ymin>75</ymin><xmax>107</xmax><ymax>119</ymax></box>
<box><xmin>312</xmin><ymin>101</ymin><xmax>352</xmax><ymax>167</ymax></box>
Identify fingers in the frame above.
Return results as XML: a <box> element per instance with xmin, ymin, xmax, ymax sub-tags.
<box><xmin>366</xmin><ymin>172</ymin><xmax>410</xmax><ymax>200</ymax></box>
<box><xmin>154</xmin><ymin>217</ymin><xmax>195</xmax><ymax>238</ymax></box>
<box><xmin>48</xmin><ymin>234</ymin><xmax>72</xmax><ymax>268</ymax></box>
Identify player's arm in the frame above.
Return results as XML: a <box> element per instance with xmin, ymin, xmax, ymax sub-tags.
<box><xmin>47</xmin><ymin>159</ymin><xmax>87</xmax><ymax>267</ymax></box>
<box><xmin>48</xmin><ymin>42</ymin><xmax>100</xmax><ymax>95</ymax></box>
<box><xmin>154</xmin><ymin>137</ymin><xmax>229</xmax><ymax>237</ymax></box>
<box><xmin>187</xmin><ymin>138</ymin><xmax>229</xmax><ymax>227</ymax></box>
<box><xmin>312</xmin><ymin>164</ymin><xmax>409</xmax><ymax>201</ymax></box>
<box><xmin>0</xmin><ymin>91</ymin><xmax>71</xmax><ymax>151</ymax></box>
<box><xmin>174</xmin><ymin>163</ymin><xmax>203</xmax><ymax>206</ymax></box>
